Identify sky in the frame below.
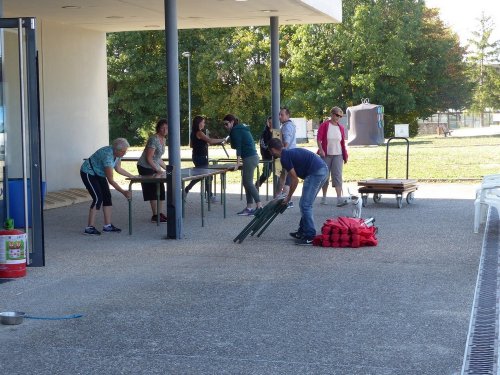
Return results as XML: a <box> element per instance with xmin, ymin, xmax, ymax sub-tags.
<box><xmin>424</xmin><ymin>0</ymin><xmax>500</xmax><ymax>46</ymax></box>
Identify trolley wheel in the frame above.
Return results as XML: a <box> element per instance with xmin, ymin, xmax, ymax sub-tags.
<box><xmin>361</xmin><ymin>195</ymin><xmax>368</xmax><ymax>207</ymax></box>
<box><xmin>373</xmin><ymin>193</ymin><xmax>382</xmax><ymax>203</ymax></box>
<box><xmin>406</xmin><ymin>192</ymin><xmax>415</xmax><ymax>204</ymax></box>
<box><xmin>396</xmin><ymin>196</ymin><xmax>403</xmax><ymax>208</ymax></box>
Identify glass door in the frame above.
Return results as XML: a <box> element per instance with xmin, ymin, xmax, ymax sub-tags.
<box><xmin>0</xmin><ymin>18</ymin><xmax>44</xmax><ymax>267</ymax></box>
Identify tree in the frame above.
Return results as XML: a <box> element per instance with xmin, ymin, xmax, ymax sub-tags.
<box><xmin>280</xmin><ymin>0</ymin><xmax>471</xmax><ymax>136</ymax></box>
<box><xmin>179</xmin><ymin>27</ymin><xmax>272</xmax><ymax>139</ymax></box>
<box><xmin>108</xmin><ymin>27</ymin><xmax>274</xmax><ymax>145</ymax></box>
<box><xmin>405</xmin><ymin>6</ymin><xmax>473</xmax><ymax>133</ymax></box>
<box><xmin>107</xmin><ymin>31</ymin><xmax>167</xmax><ymax>145</ymax></box>
<box><xmin>107</xmin><ymin>0</ymin><xmax>473</xmax><ymax>141</ymax></box>
<box><xmin>466</xmin><ymin>13</ymin><xmax>500</xmax><ymax>125</ymax></box>
<box><xmin>280</xmin><ymin>24</ymin><xmax>347</xmax><ymax>120</ymax></box>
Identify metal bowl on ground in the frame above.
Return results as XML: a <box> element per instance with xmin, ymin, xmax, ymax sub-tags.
<box><xmin>0</xmin><ymin>311</ymin><xmax>26</xmax><ymax>325</ymax></box>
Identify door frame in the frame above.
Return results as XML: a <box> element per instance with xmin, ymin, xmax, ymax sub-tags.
<box><xmin>0</xmin><ymin>18</ymin><xmax>44</xmax><ymax>266</ymax></box>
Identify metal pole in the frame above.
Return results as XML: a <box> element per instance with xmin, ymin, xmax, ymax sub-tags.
<box><xmin>187</xmin><ymin>54</ymin><xmax>191</xmax><ymax>141</ymax></box>
<box><xmin>270</xmin><ymin>17</ymin><xmax>280</xmax><ymax>195</ymax></box>
<box><xmin>182</xmin><ymin>52</ymin><xmax>191</xmax><ymax>142</ymax></box>
<box><xmin>270</xmin><ymin>16</ymin><xmax>280</xmax><ymax>130</ymax></box>
<box><xmin>25</xmin><ymin>18</ymin><xmax>44</xmax><ymax>266</ymax></box>
<box><xmin>164</xmin><ymin>0</ymin><xmax>183</xmax><ymax>239</ymax></box>
<box><xmin>17</xmin><ymin>19</ymin><xmax>30</xmax><ymax>262</ymax></box>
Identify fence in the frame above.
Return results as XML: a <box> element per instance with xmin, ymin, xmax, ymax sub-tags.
<box><xmin>418</xmin><ymin>111</ymin><xmax>500</xmax><ymax>135</ymax></box>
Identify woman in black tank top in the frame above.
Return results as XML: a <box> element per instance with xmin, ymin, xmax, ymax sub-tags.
<box><xmin>184</xmin><ymin>116</ymin><xmax>225</xmax><ymax>200</ymax></box>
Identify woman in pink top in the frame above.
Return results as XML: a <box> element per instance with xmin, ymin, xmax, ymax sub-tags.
<box><xmin>316</xmin><ymin>107</ymin><xmax>349</xmax><ymax>207</ymax></box>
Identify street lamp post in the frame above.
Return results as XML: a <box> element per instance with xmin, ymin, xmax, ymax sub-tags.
<box><xmin>182</xmin><ymin>51</ymin><xmax>192</xmax><ymax>143</ymax></box>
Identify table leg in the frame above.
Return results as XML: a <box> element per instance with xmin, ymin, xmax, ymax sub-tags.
<box><xmin>207</xmin><ymin>177</ymin><xmax>211</xmax><ymax>212</ymax></box>
<box><xmin>222</xmin><ymin>172</ymin><xmax>226</xmax><ymax>218</ymax></box>
<box><xmin>128</xmin><ymin>182</ymin><xmax>133</xmax><ymax>235</ymax></box>
<box><xmin>265</xmin><ymin>161</ymin><xmax>269</xmax><ymax>201</ymax></box>
<box><xmin>272</xmin><ymin>158</ymin><xmax>276</xmax><ymax>197</ymax></box>
<box><xmin>200</xmin><ymin>178</ymin><xmax>205</xmax><ymax>227</ymax></box>
<box><xmin>240</xmin><ymin>169</ymin><xmax>243</xmax><ymax>201</ymax></box>
<box><xmin>156</xmin><ymin>182</ymin><xmax>160</xmax><ymax>226</ymax></box>
<box><xmin>256</xmin><ymin>164</ymin><xmax>260</xmax><ymax>190</ymax></box>
<box><xmin>213</xmin><ymin>173</ymin><xmax>217</xmax><ymax>199</ymax></box>
<box><xmin>212</xmin><ymin>160</ymin><xmax>218</xmax><ymax>199</ymax></box>
<box><xmin>182</xmin><ymin>182</ymin><xmax>185</xmax><ymax>218</ymax></box>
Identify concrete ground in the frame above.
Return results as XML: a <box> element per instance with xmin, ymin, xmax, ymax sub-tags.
<box><xmin>0</xmin><ymin>182</ymin><xmax>482</xmax><ymax>375</ymax></box>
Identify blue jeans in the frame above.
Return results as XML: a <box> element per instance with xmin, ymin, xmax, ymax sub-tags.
<box><xmin>298</xmin><ymin>166</ymin><xmax>328</xmax><ymax>239</ymax></box>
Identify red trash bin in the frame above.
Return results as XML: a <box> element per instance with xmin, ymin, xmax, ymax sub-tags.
<box><xmin>0</xmin><ymin>229</ymin><xmax>27</xmax><ymax>278</ymax></box>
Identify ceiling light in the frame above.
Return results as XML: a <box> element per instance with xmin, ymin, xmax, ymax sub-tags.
<box><xmin>260</xmin><ymin>10</ymin><xmax>278</xmax><ymax>13</ymax></box>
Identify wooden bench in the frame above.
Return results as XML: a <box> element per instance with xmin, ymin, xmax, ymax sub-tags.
<box><xmin>437</xmin><ymin>123</ymin><xmax>452</xmax><ymax>137</ymax></box>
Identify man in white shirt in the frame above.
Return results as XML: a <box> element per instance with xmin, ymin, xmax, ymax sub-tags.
<box><xmin>276</xmin><ymin>107</ymin><xmax>297</xmax><ymax>208</ymax></box>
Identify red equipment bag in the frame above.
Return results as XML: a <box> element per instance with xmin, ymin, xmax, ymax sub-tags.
<box><xmin>313</xmin><ymin>217</ymin><xmax>378</xmax><ymax>248</ymax></box>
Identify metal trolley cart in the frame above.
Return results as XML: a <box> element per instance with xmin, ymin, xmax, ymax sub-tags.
<box><xmin>357</xmin><ymin>137</ymin><xmax>418</xmax><ymax>208</ymax></box>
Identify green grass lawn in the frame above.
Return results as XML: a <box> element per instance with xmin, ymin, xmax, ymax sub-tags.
<box><xmin>344</xmin><ymin>134</ymin><xmax>500</xmax><ymax>182</ymax></box>
<box><xmin>117</xmin><ymin>134</ymin><xmax>500</xmax><ymax>185</ymax></box>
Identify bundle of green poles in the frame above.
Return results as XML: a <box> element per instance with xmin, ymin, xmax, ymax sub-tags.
<box><xmin>233</xmin><ymin>198</ymin><xmax>287</xmax><ymax>244</ymax></box>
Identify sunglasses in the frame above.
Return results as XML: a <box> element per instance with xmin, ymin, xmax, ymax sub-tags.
<box><xmin>333</xmin><ymin>113</ymin><xmax>343</xmax><ymax>118</ymax></box>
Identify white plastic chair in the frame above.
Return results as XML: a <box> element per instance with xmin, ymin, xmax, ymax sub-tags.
<box><xmin>477</xmin><ymin>174</ymin><xmax>500</xmax><ymax>193</ymax></box>
<box><xmin>474</xmin><ymin>181</ymin><xmax>500</xmax><ymax>233</ymax></box>
<box><xmin>475</xmin><ymin>176</ymin><xmax>500</xmax><ymax>201</ymax></box>
<box><xmin>483</xmin><ymin>174</ymin><xmax>500</xmax><ymax>181</ymax></box>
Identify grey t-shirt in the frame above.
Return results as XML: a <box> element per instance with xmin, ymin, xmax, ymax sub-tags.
<box><xmin>137</xmin><ymin>135</ymin><xmax>165</xmax><ymax>170</ymax></box>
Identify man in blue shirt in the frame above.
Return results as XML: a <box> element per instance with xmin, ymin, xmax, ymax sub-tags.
<box><xmin>268</xmin><ymin>138</ymin><xmax>328</xmax><ymax>245</ymax></box>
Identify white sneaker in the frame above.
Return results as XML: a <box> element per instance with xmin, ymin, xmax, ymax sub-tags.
<box><xmin>321</xmin><ymin>197</ymin><xmax>328</xmax><ymax>205</ymax></box>
<box><xmin>209</xmin><ymin>195</ymin><xmax>219</xmax><ymax>203</ymax></box>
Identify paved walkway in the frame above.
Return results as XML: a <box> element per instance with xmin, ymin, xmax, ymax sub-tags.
<box><xmin>450</xmin><ymin>125</ymin><xmax>500</xmax><ymax>137</ymax></box>
<box><xmin>1</xmin><ymin>183</ymin><xmax>482</xmax><ymax>374</ymax></box>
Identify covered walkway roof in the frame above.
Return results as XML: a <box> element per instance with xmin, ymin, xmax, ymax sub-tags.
<box><xmin>5</xmin><ymin>0</ymin><xmax>342</xmax><ymax>31</ymax></box>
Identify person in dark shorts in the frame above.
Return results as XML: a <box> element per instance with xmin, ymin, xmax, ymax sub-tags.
<box><xmin>137</xmin><ymin>118</ymin><xmax>169</xmax><ymax>223</ymax></box>
<box><xmin>80</xmin><ymin>138</ymin><xmax>135</xmax><ymax>235</ymax></box>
